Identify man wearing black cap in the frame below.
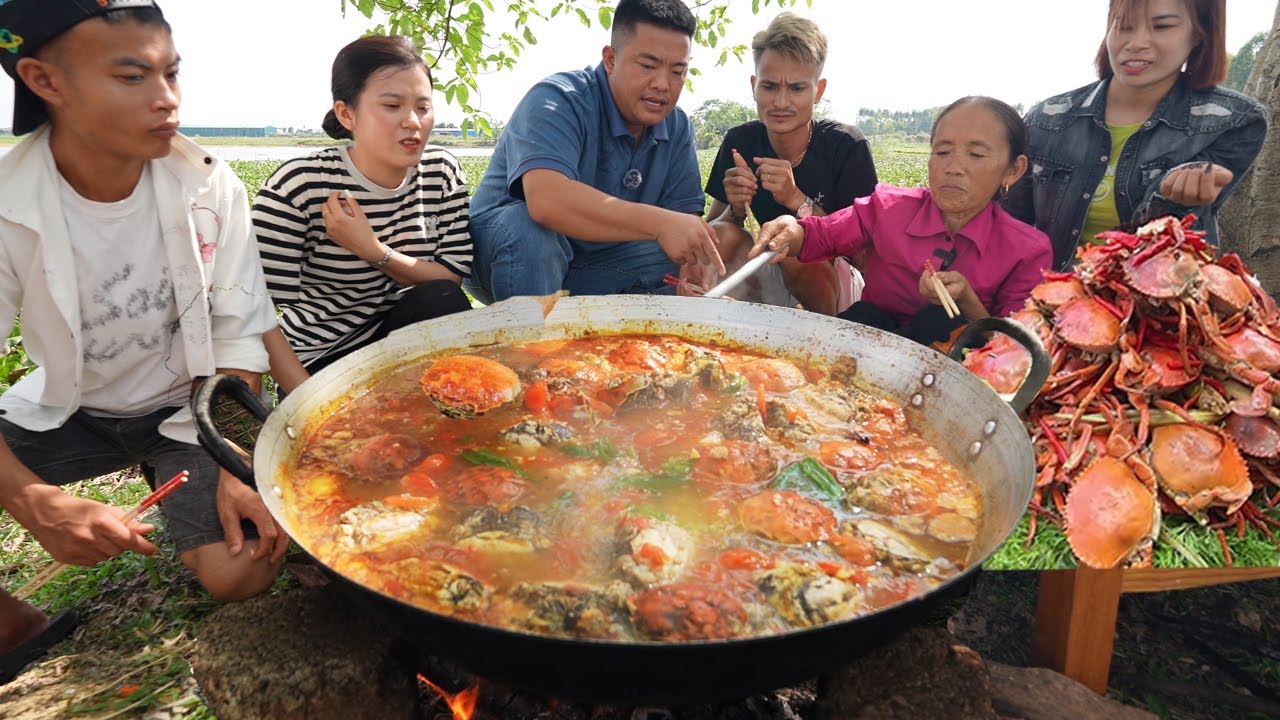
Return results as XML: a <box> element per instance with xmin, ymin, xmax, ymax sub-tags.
<box><xmin>0</xmin><ymin>0</ymin><xmax>285</xmax><ymax>683</ymax></box>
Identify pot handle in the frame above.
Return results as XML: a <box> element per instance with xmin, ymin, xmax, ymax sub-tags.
<box><xmin>192</xmin><ymin>374</ymin><xmax>270</xmax><ymax>487</ymax></box>
<box><xmin>947</xmin><ymin>317</ymin><xmax>1050</xmax><ymax>416</ymax></box>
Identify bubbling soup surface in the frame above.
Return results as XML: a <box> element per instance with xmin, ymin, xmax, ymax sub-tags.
<box><xmin>285</xmin><ymin>333</ymin><xmax>982</xmax><ymax>642</ymax></box>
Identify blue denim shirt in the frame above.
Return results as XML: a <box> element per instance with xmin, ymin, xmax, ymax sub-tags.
<box><xmin>1004</xmin><ymin>76</ymin><xmax>1267</xmax><ymax>270</ymax></box>
<box><xmin>470</xmin><ymin>62</ymin><xmax>705</xmax><ymax>242</ymax></box>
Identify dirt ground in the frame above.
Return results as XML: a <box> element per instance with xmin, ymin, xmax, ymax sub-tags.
<box><xmin>950</xmin><ymin>571</ymin><xmax>1280</xmax><ymax>720</ymax></box>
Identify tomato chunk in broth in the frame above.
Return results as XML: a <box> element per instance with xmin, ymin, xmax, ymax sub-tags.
<box><xmin>285</xmin><ymin>334</ymin><xmax>981</xmax><ymax>641</ymax></box>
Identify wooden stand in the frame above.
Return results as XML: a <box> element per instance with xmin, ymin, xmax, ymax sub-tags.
<box><xmin>1031</xmin><ymin>567</ymin><xmax>1280</xmax><ymax>693</ymax></box>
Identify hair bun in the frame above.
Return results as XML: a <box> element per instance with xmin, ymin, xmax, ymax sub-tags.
<box><xmin>322</xmin><ymin>109</ymin><xmax>352</xmax><ymax>140</ymax></box>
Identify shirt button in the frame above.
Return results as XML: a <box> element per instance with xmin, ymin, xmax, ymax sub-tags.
<box><xmin>1100</xmin><ymin>155</ymin><xmax>1108</xmax><ymax>162</ymax></box>
<box><xmin>1082</xmin><ymin>193</ymin><xmax>1091</xmax><ymax>199</ymax></box>
<box><xmin>1072</xmin><ymin>230</ymin><xmax>1079</xmax><ymax>236</ymax></box>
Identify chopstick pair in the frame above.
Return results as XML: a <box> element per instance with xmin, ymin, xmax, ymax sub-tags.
<box><xmin>924</xmin><ymin>260</ymin><xmax>961</xmax><ymax>319</ymax></box>
<box><xmin>663</xmin><ymin>273</ymin><xmax>706</xmax><ymax>296</ymax></box>
<box><xmin>14</xmin><ymin>470</ymin><xmax>190</xmax><ymax>601</ymax></box>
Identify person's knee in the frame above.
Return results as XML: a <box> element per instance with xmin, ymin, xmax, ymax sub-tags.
<box><xmin>471</xmin><ymin>210</ymin><xmax>571</xmax><ymax>299</ymax></box>
<box><xmin>183</xmin><ymin>543</ymin><xmax>278</xmax><ymax>602</ymax></box>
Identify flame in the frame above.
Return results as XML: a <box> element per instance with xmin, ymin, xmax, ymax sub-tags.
<box><xmin>418</xmin><ymin>674</ymin><xmax>479</xmax><ymax>720</ymax></box>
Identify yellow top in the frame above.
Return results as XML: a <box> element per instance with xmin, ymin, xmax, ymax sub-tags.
<box><xmin>1081</xmin><ymin>121</ymin><xmax>1144</xmax><ymax>245</ymax></box>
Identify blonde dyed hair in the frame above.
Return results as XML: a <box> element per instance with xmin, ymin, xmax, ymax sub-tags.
<box><xmin>751</xmin><ymin>12</ymin><xmax>827</xmax><ymax>75</ymax></box>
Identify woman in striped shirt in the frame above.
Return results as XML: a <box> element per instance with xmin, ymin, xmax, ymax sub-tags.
<box><xmin>253</xmin><ymin>36</ymin><xmax>473</xmax><ymax>393</ymax></box>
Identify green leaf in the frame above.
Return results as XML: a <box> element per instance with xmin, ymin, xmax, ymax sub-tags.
<box><xmin>460</xmin><ymin>448</ymin><xmax>521</xmax><ymax>471</ymax></box>
<box><xmin>597</xmin><ymin>6</ymin><xmax>613</xmax><ymax>30</ymax></box>
<box><xmin>522</xmin><ymin>26</ymin><xmax>537</xmax><ymax>45</ymax></box>
<box><xmin>555</xmin><ymin>437</ymin><xmax>619</xmax><ymax>463</ymax></box>
<box><xmin>575</xmin><ymin>7</ymin><xmax>590</xmax><ymax>26</ymax></box>
<box><xmin>616</xmin><ymin>453</ymin><xmax>693</xmax><ymax>492</ymax></box>
<box><xmin>455</xmin><ymin>82</ymin><xmax>470</xmax><ymax>107</ymax></box>
<box><xmin>772</xmin><ymin>457</ymin><xmax>842</xmax><ymax>503</ymax></box>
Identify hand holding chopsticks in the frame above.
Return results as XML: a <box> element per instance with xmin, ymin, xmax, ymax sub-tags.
<box><xmin>924</xmin><ymin>260</ymin><xmax>962</xmax><ymax>320</ymax></box>
<box><xmin>15</xmin><ymin>470</ymin><xmax>190</xmax><ymax>601</ymax></box>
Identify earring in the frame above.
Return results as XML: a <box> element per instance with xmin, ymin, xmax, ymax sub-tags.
<box><xmin>1000</xmin><ymin>183</ymin><xmax>1010</xmax><ymax>200</ymax></box>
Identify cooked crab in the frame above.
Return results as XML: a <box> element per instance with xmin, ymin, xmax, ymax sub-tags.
<box><xmin>628</xmin><ymin>582</ymin><xmax>750</xmax><ymax>641</ymax></box>
<box><xmin>615</xmin><ymin>517</ymin><xmax>695</xmax><ymax>587</ymax></box>
<box><xmin>758</xmin><ymin>561</ymin><xmax>863</xmax><ymax>628</ymax></box>
<box><xmin>336</xmin><ymin>500</ymin><xmax>436</xmax><ymax>552</ymax></box>
<box><xmin>451</xmin><ymin>505</ymin><xmax>552</xmax><ymax>553</ymax></box>
<box><xmin>499</xmin><ymin>419</ymin><xmax>575</xmax><ymax>448</ymax></box>
<box><xmin>386</xmin><ymin>558</ymin><xmax>488</xmax><ymax>614</ymax></box>
<box><xmin>1063</xmin><ymin>456</ymin><xmax>1159</xmax><ymax>569</ymax></box>
<box><xmin>738</xmin><ymin>490</ymin><xmax>836</xmax><ymax>545</ymax></box>
<box><xmin>420</xmin><ymin>355</ymin><xmax>521</xmax><ymax>419</ymax></box>
<box><xmin>508</xmin><ymin>581</ymin><xmax>632</xmax><ymax>639</ymax></box>
<box><xmin>1150</xmin><ymin>424</ymin><xmax>1252</xmax><ymax>516</ymax></box>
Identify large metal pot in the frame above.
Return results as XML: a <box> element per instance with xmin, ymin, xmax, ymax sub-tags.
<box><xmin>195</xmin><ymin>295</ymin><xmax>1048</xmax><ymax>705</ymax></box>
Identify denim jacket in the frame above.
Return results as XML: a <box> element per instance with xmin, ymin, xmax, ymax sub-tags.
<box><xmin>1004</xmin><ymin>76</ymin><xmax>1268</xmax><ymax>270</ymax></box>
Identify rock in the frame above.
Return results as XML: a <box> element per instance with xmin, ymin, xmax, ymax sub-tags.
<box><xmin>813</xmin><ymin>626</ymin><xmax>998</xmax><ymax>720</ymax></box>
<box><xmin>986</xmin><ymin>662</ymin><xmax>1157</xmax><ymax>720</ymax></box>
<box><xmin>192</xmin><ymin>586</ymin><xmax>416</xmax><ymax>720</ymax></box>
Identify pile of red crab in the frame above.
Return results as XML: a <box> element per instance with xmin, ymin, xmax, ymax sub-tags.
<box><xmin>963</xmin><ymin>215</ymin><xmax>1280</xmax><ymax>568</ymax></box>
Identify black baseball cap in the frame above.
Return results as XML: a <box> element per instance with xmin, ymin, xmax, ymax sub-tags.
<box><xmin>0</xmin><ymin>0</ymin><xmax>164</xmax><ymax>135</ymax></box>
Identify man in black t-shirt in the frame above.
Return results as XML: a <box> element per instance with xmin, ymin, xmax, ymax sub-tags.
<box><xmin>699</xmin><ymin>12</ymin><xmax>877</xmax><ymax>314</ymax></box>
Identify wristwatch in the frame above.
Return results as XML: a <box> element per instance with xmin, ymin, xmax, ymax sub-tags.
<box><xmin>796</xmin><ymin>196</ymin><xmax>817</xmax><ymax>219</ymax></box>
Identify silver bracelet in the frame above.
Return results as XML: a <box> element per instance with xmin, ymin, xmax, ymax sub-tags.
<box><xmin>369</xmin><ymin>247</ymin><xmax>394</xmax><ymax>269</ymax></box>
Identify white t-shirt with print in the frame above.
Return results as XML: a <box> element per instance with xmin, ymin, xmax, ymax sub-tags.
<box><xmin>59</xmin><ymin>166</ymin><xmax>193</xmax><ymax>416</ymax></box>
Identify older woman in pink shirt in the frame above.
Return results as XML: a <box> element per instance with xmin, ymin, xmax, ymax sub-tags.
<box><xmin>751</xmin><ymin>96</ymin><xmax>1052</xmax><ymax>345</ymax></box>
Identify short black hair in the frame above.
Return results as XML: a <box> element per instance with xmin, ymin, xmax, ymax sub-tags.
<box><xmin>611</xmin><ymin>0</ymin><xmax>696</xmax><ymax>45</ymax></box>
<box><xmin>102</xmin><ymin>7</ymin><xmax>170</xmax><ymax>31</ymax></box>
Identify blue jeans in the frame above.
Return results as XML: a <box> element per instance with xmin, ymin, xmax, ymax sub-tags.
<box><xmin>465</xmin><ymin>203</ymin><xmax>678</xmax><ymax>303</ymax></box>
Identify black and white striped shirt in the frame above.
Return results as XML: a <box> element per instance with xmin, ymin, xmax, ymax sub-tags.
<box><xmin>252</xmin><ymin>145</ymin><xmax>472</xmax><ymax>364</ymax></box>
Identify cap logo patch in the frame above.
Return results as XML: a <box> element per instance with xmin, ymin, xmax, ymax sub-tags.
<box><xmin>0</xmin><ymin>28</ymin><xmax>21</xmax><ymax>54</ymax></box>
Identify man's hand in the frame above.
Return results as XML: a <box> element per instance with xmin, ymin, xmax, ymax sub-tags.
<box><xmin>753</xmin><ymin>156</ymin><xmax>804</xmax><ymax>211</ymax></box>
<box><xmin>1161</xmin><ymin>162</ymin><xmax>1233</xmax><ymax>207</ymax></box>
<box><xmin>18</xmin><ymin>484</ymin><xmax>157</xmax><ymax>566</ymax></box>
<box><xmin>655</xmin><ymin>214</ymin><xmax>726</xmax><ymax>274</ymax></box>
<box><xmin>215</xmin><ymin>469</ymin><xmax>287</xmax><ymax>563</ymax></box>
<box><xmin>724</xmin><ymin>150</ymin><xmax>759</xmax><ymax>220</ymax></box>
<box><xmin>749</xmin><ymin>216</ymin><xmax>806</xmax><ymax>263</ymax></box>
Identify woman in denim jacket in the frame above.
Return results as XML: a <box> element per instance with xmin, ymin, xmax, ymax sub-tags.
<box><xmin>1005</xmin><ymin>0</ymin><xmax>1267</xmax><ymax>270</ymax></box>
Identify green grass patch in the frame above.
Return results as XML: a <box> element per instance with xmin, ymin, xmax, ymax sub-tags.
<box><xmin>985</xmin><ymin>504</ymin><xmax>1280</xmax><ymax>569</ymax></box>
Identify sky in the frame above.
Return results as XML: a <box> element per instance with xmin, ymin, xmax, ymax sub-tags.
<box><xmin>0</xmin><ymin>0</ymin><xmax>1275</xmax><ymax>131</ymax></box>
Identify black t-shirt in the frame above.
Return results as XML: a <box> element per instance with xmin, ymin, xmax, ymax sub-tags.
<box><xmin>705</xmin><ymin>118</ymin><xmax>878</xmax><ymax>223</ymax></box>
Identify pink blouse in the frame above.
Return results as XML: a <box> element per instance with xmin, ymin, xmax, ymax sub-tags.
<box><xmin>797</xmin><ymin>184</ymin><xmax>1052</xmax><ymax>324</ymax></box>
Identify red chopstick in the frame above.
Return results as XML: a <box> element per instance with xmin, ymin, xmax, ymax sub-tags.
<box><xmin>663</xmin><ymin>273</ymin><xmax>706</xmax><ymax>295</ymax></box>
<box><xmin>15</xmin><ymin>470</ymin><xmax>190</xmax><ymax>600</ymax></box>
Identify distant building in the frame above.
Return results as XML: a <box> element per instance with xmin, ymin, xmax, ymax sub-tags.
<box><xmin>432</xmin><ymin>127</ymin><xmax>476</xmax><ymax>138</ymax></box>
<box><xmin>179</xmin><ymin>126</ymin><xmax>278</xmax><ymax>138</ymax></box>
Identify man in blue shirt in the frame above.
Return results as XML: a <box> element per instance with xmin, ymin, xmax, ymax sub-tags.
<box><xmin>466</xmin><ymin>0</ymin><xmax>724</xmax><ymax>302</ymax></box>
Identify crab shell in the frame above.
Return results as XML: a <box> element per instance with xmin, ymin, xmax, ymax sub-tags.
<box><xmin>1030</xmin><ymin>278</ymin><xmax>1087</xmax><ymax>311</ymax></box>
<box><xmin>420</xmin><ymin>355</ymin><xmax>522</xmax><ymax>419</ymax></box>
<box><xmin>1064</xmin><ymin>456</ymin><xmax>1159</xmax><ymax>569</ymax></box>
<box><xmin>1052</xmin><ymin>297</ymin><xmax>1122</xmax><ymax>353</ymax></box>
<box><xmin>1201</xmin><ymin>263</ymin><xmax>1253</xmax><ymax>317</ymax></box>
<box><xmin>1150</xmin><ymin>425</ymin><xmax>1252</xmax><ymax>515</ymax></box>
<box><xmin>962</xmin><ymin>333</ymin><xmax>1030</xmax><ymax>396</ymax></box>
<box><xmin>1218</xmin><ymin>327</ymin><xmax>1280</xmax><ymax>374</ymax></box>
<box><xmin>1223</xmin><ymin>414</ymin><xmax>1280</xmax><ymax>460</ymax></box>
<box><xmin>1124</xmin><ymin>246</ymin><xmax>1203</xmax><ymax>301</ymax></box>
<box><xmin>1139</xmin><ymin>346</ymin><xmax>1199</xmax><ymax>393</ymax></box>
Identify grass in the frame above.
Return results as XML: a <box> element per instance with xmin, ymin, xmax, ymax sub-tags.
<box><xmin>985</xmin><ymin>503</ymin><xmax>1280</xmax><ymax>570</ymax></box>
